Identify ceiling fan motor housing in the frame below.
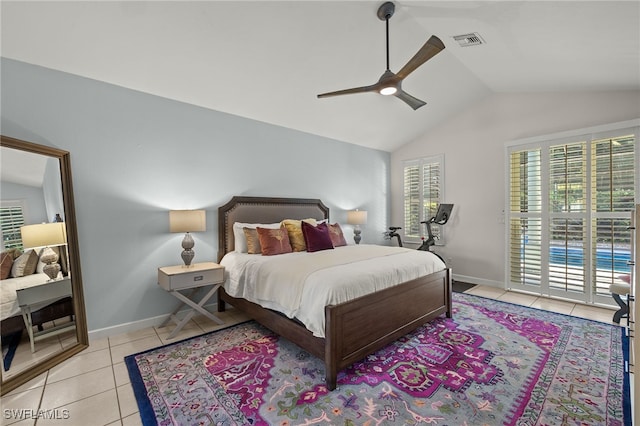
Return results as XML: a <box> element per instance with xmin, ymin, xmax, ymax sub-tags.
<box><xmin>377</xmin><ymin>2</ymin><xmax>395</xmax><ymax>21</ymax></box>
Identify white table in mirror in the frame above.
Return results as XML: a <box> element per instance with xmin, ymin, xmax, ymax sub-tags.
<box><xmin>16</xmin><ymin>277</ymin><xmax>75</xmax><ymax>352</ymax></box>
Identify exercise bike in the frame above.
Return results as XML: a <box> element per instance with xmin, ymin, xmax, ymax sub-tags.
<box><xmin>417</xmin><ymin>203</ymin><xmax>454</xmax><ymax>252</ymax></box>
<box><xmin>385</xmin><ymin>203</ymin><xmax>454</xmax><ymax>263</ymax></box>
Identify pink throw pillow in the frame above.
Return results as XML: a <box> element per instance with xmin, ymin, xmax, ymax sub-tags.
<box><xmin>328</xmin><ymin>223</ymin><xmax>347</xmax><ymax>247</ymax></box>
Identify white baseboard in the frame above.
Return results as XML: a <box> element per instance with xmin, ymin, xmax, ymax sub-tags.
<box><xmin>88</xmin><ymin>302</ymin><xmax>219</xmax><ymax>342</ymax></box>
<box><xmin>452</xmin><ymin>274</ymin><xmax>504</xmax><ymax>289</ymax></box>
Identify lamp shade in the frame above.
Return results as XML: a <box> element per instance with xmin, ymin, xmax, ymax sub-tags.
<box><xmin>21</xmin><ymin>222</ymin><xmax>67</xmax><ymax>249</ymax></box>
<box><xmin>169</xmin><ymin>210</ymin><xmax>206</xmax><ymax>233</ymax></box>
<box><xmin>347</xmin><ymin>210</ymin><xmax>368</xmax><ymax>226</ymax></box>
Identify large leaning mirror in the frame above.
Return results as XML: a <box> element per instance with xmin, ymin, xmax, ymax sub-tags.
<box><xmin>0</xmin><ymin>135</ymin><xmax>88</xmax><ymax>395</ymax></box>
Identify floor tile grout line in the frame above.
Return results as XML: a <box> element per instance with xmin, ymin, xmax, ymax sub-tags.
<box><xmin>108</xmin><ymin>338</ymin><xmax>124</xmax><ymax>425</ymax></box>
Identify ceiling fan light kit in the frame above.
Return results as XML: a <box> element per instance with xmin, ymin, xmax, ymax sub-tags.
<box><xmin>380</xmin><ymin>86</ymin><xmax>397</xmax><ymax>96</ymax></box>
<box><xmin>317</xmin><ymin>1</ymin><xmax>445</xmax><ymax>110</ymax></box>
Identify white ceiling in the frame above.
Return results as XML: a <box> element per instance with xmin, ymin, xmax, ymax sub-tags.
<box><xmin>2</xmin><ymin>1</ymin><xmax>639</xmax><ymax>152</ymax></box>
<box><xmin>1</xmin><ymin>147</ymin><xmax>48</xmax><ymax>187</ymax></box>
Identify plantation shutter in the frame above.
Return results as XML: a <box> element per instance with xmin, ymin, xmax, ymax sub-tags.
<box><xmin>591</xmin><ymin>134</ymin><xmax>635</xmax><ymax>296</ymax></box>
<box><xmin>507</xmin><ymin>123</ymin><xmax>637</xmax><ymax>304</ymax></box>
<box><xmin>403</xmin><ymin>161</ymin><xmax>421</xmax><ymax>238</ymax></box>
<box><xmin>509</xmin><ymin>149</ymin><xmax>542</xmax><ymax>286</ymax></box>
<box><xmin>403</xmin><ymin>155</ymin><xmax>444</xmax><ymax>242</ymax></box>
<box><xmin>1</xmin><ymin>204</ymin><xmax>26</xmax><ymax>250</ymax></box>
<box><xmin>548</xmin><ymin>141</ymin><xmax>587</xmax><ymax>293</ymax></box>
<box><xmin>423</xmin><ymin>161</ymin><xmax>442</xmax><ymax>239</ymax></box>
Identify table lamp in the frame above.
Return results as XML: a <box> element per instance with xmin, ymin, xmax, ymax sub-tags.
<box><xmin>20</xmin><ymin>222</ymin><xmax>67</xmax><ymax>281</ymax></box>
<box><xmin>347</xmin><ymin>209</ymin><xmax>367</xmax><ymax>244</ymax></box>
<box><xmin>170</xmin><ymin>210</ymin><xmax>206</xmax><ymax>266</ymax></box>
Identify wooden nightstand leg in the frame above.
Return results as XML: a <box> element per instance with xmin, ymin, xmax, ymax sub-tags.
<box><xmin>192</xmin><ymin>284</ymin><xmax>225</xmax><ymax>325</ymax></box>
<box><xmin>164</xmin><ymin>285</ymin><xmax>224</xmax><ymax>339</ymax></box>
<box><xmin>166</xmin><ymin>309</ymin><xmax>197</xmax><ymax>340</ymax></box>
<box><xmin>160</xmin><ymin>288</ymin><xmax>199</xmax><ymax>328</ymax></box>
<box><xmin>20</xmin><ymin>307</ymin><xmax>35</xmax><ymax>353</ymax></box>
<box><xmin>172</xmin><ymin>285</ymin><xmax>224</xmax><ymax>324</ymax></box>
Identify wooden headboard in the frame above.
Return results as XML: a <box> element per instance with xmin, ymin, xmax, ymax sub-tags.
<box><xmin>217</xmin><ymin>196</ymin><xmax>330</xmax><ymax>261</ymax></box>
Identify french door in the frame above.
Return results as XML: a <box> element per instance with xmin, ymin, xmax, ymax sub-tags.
<box><xmin>507</xmin><ymin>123</ymin><xmax>637</xmax><ymax>304</ymax></box>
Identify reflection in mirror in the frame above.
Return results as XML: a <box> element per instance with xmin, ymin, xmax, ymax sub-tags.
<box><xmin>0</xmin><ymin>135</ymin><xmax>87</xmax><ymax>395</ymax></box>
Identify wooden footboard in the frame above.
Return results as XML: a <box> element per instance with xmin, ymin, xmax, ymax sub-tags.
<box><xmin>218</xmin><ymin>267</ymin><xmax>452</xmax><ymax>390</ymax></box>
<box><xmin>324</xmin><ymin>268</ymin><xmax>451</xmax><ymax>389</ymax></box>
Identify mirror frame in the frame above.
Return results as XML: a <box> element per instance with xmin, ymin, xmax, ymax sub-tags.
<box><xmin>1</xmin><ymin>135</ymin><xmax>88</xmax><ymax>395</ymax></box>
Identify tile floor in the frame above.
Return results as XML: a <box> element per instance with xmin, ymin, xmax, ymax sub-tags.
<box><xmin>0</xmin><ymin>286</ymin><xmax>621</xmax><ymax>425</ymax></box>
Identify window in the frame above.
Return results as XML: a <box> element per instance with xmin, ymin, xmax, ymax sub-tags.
<box><xmin>507</xmin><ymin>123</ymin><xmax>637</xmax><ymax>304</ymax></box>
<box><xmin>403</xmin><ymin>154</ymin><xmax>444</xmax><ymax>243</ymax></box>
<box><xmin>1</xmin><ymin>201</ymin><xmax>26</xmax><ymax>250</ymax></box>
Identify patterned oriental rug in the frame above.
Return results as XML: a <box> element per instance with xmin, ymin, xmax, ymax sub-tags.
<box><xmin>126</xmin><ymin>293</ymin><xmax>630</xmax><ymax>425</ymax></box>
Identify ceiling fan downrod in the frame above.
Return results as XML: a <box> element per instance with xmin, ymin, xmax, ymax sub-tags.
<box><xmin>377</xmin><ymin>1</ymin><xmax>395</xmax><ymax>72</ymax></box>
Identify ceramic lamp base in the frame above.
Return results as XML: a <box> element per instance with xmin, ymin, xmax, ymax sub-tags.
<box><xmin>181</xmin><ymin>249</ymin><xmax>195</xmax><ymax>266</ymax></box>
<box><xmin>40</xmin><ymin>246</ymin><xmax>60</xmax><ymax>280</ymax></box>
<box><xmin>353</xmin><ymin>228</ymin><xmax>362</xmax><ymax>244</ymax></box>
<box><xmin>181</xmin><ymin>232</ymin><xmax>196</xmax><ymax>266</ymax></box>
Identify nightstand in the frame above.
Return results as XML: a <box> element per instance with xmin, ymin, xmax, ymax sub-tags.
<box><xmin>17</xmin><ymin>277</ymin><xmax>75</xmax><ymax>352</ymax></box>
<box><xmin>158</xmin><ymin>262</ymin><xmax>225</xmax><ymax>339</ymax></box>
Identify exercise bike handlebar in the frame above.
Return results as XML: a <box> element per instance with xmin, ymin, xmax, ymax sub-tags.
<box><xmin>385</xmin><ymin>226</ymin><xmax>403</xmax><ymax>247</ymax></box>
<box><xmin>420</xmin><ymin>212</ymin><xmax>450</xmax><ymax>226</ymax></box>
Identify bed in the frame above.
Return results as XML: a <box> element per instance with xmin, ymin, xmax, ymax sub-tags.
<box><xmin>1</xmin><ymin>250</ymin><xmax>73</xmax><ymax>339</ymax></box>
<box><xmin>216</xmin><ymin>196</ymin><xmax>452</xmax><ymax>390</ymax></box>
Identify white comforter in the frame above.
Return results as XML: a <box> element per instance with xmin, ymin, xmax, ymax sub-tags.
<box><xmin>220</xmin><ymin>245</ymin><xmax>446</xmax><ymax>337</ymax></box>
<box><xmin>1</xmin><ymin>273</ymin><xmax>51</xmax><ymax>320</ymax></box>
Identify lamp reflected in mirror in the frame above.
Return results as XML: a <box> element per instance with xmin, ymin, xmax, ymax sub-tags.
<box><xmin>21</xmin><ymin>222</ymin><xmax>67</xmax><ymax>280</ymax></box>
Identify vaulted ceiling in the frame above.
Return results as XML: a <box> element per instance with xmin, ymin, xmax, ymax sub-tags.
<box><xmin>2</xmin><ymin>1</ymin><xmax>639</xmax><ymax>152</ymax></box>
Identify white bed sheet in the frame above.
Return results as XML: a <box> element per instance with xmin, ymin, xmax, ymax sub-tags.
<box><xmin>220</xmin><ymin>245</ymin><xmax>446</xmax><ymax>337</ymax></box>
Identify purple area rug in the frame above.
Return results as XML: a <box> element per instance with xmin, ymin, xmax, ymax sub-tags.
<box><xmin>125</xmin><ymin>292</ymin><xmax>630</xmax><ymax>425</ymax></box>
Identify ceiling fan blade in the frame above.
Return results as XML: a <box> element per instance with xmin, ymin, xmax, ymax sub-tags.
<box><xmin>394</xmin><ymin>90</ymin><xmax>426</xmax><ymax>110</ymax></box>
<box><xmin>317</xmin><ymin>84</ymin><xmax>378</xmax><ymax>98</ymax></box>
<box><xmin>396</xmin><ymin>35</ymin><xmax>445</xmax><ymax>80</ymax></box>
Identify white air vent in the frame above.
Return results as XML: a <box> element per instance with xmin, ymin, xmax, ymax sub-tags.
<box><xmin>453</xmin><ymin>33</ymin><xmax>485</xmax><ymax>47</ymax></box>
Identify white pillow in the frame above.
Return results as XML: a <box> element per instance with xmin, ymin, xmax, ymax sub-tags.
<box><xmin>11</xmin><ymin>250</ymin><xmax>38</xmax><ymax>278</ymax></box>
<box><xmin>232</xmin><ymin>222</ymin><xmax>281</xmax><ymax>253</ymax></box>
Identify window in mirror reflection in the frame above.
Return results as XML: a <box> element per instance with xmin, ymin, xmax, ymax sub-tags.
<box><xmin>1</xmin><ymin>201</ymin><xmax>27</xmax><ymax>250</ymax></box>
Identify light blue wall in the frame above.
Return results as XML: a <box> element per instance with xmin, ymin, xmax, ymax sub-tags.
<box><xmin>42</xmin><ymin>157</ymin><xmax>64</xmax><ymax>222</ymax></box>
<box><xmin>1</xmin><ymin>58</ymin><xmax>391</xmax><ymax>332</ymax></box>
<box><xmin>0</xmin><ymin>181</ymin><xmax>47</xmax><ymax>225</ymax></box>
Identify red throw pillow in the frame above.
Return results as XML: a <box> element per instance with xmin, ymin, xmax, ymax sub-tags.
<box><xmin>257</xmin><ymin>225</ymin><xmax>293</xmax><ymax>255</ymax></box>
<box><xmin>302</xmin><ymin>221</ymin><xmax>334</xmax><ymax>253</ymax></box>
<box><xmin>328</xmin><ymin>223</ymin><xmax>347</xmax><ymax>247</ymax></box>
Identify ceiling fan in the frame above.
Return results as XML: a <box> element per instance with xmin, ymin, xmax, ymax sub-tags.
<box><xmin>317</xmin><ymin>1</ymin><xmax>445</xmax><ymax>110</ymax></box>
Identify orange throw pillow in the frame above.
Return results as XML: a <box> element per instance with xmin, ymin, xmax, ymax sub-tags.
<box><xmin>257</xmin><ymin>225</ymin><xmax>293</xmax><ymax>256</ymax></box>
